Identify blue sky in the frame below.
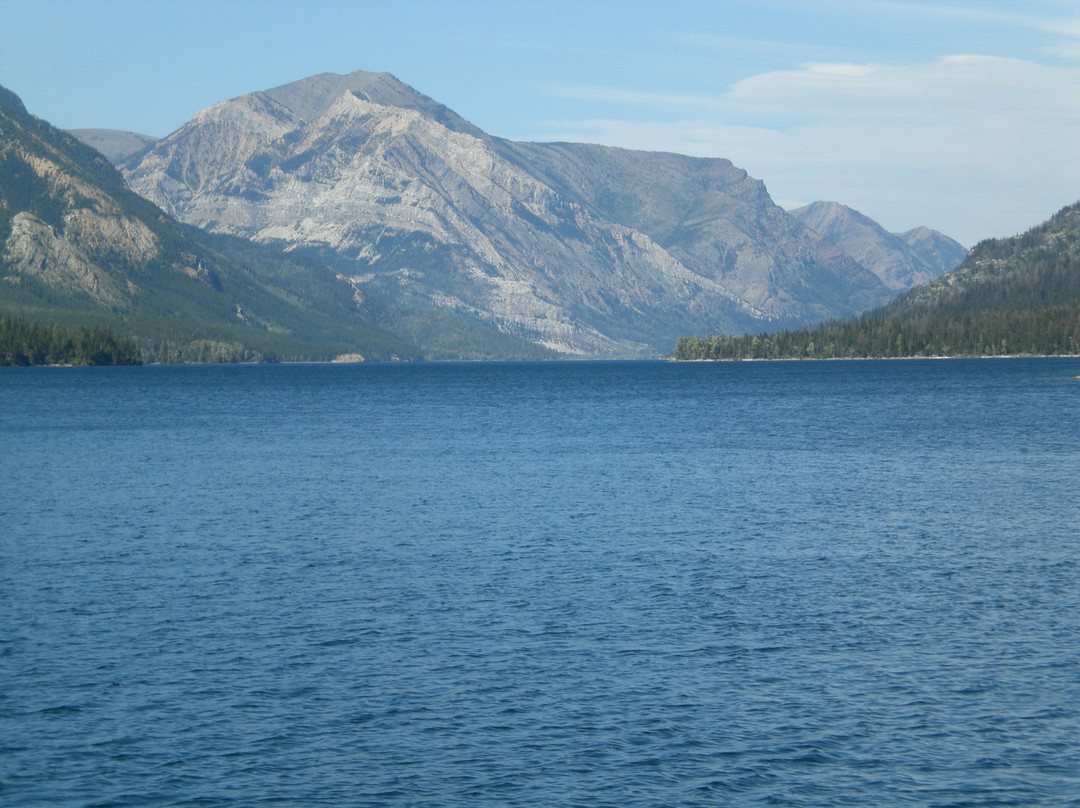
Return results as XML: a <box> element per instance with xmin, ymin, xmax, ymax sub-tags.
<box><xmin>3</xmin><ymin>0</ymin><xmax>1080</xmax><ymax>246</ymax></box>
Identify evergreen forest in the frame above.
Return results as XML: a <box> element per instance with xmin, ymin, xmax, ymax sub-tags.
<box><xmin>0</xmin><ymin>316</ymin><xmax>142</xmax><ymax>365</ymax></box>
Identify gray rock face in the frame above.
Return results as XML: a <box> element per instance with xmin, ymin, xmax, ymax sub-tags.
<box><xmin>121</xmin><ymin>70</ymin><xmax>956</xmax><ymax>355</ymax></box>
<box><xmin>790</xmin><ymin>201</ymin><xmax>967</xmax><ymax>291</ymax></box>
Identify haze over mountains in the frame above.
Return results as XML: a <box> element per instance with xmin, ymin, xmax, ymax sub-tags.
<box><xmin>5</xmin><ymin>71</ymin><xmax>969</xmax><ymax>359</ymax></box>
<box><xmin>66</xmin><ymin>129</ymin><xmax>158</xmax><ymax>165</ymax></box>
<box><xmin>111</xmin><ymin>70</ymin><xmax>964</xmax><ymax>356</ymax></box>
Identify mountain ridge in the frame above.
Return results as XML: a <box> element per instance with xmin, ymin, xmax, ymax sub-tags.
<box><xmin>260</xmin><ymin>70</ymin><xmax>486</xmax><ymax>138</ymax></box>
<box><xmin>116</xmin><ymin>69</ymin><xmax>963</xmax><ymax>356</ymax></box>
<box><xmin>66</xmin><ymin>129</ymin><xmax>158</xmax><ymax>164</ymax></box>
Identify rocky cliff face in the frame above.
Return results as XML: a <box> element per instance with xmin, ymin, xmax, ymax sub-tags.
<box><xmin>121</xmin><ymin>70</ymin><xmax>956</xmax><ymax>356</ymax></box>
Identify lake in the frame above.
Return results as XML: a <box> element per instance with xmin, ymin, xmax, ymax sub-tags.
<box><xmin>2</xmin><ymin>358</ymin><xmax>1079</xmax><ymax>806</ymax></box>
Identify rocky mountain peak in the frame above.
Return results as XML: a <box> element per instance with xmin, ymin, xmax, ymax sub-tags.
<box><xmin>259</xmin><ymin>69</ymin><xmax>485</xmax><ymax>139</ymax></box>
<box><xmin>1</xmin><ymin>90</ymin><xmax>426</xmax><ymax>362</ymax></box>
<box><xmin>792</xmin><ymin>200</ymin><xmax>876</xmax><ymax>236</ymax></box>
<box><xmin>791</xmin><ymin>200</ymin><xmax>967</xmax><ymax>291</ymax></box>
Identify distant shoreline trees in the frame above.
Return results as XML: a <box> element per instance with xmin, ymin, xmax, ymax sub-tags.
<box><xmin>675</xmin><ymin>306</ymin><xmax>1080</xmax><ymax>360</ymax></box>
<box><xmin>0</xmin><ymin>316</ymin><xmax>142</xmax><ymax>366</ymax></box>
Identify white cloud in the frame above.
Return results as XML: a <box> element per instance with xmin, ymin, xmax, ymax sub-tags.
<box><xmin>846</xmin><ymin>1</ymin><xmax>1076</xmax><ymax>32</ymax></box>
<box><xmin>1036</xmin><ymin>16</ymin><xmax>1080</xmax><ymax>38</ymax></box>
<box><xmin>1037</xmin><ymin>15</ymin><xmax>1080</xmax><ymax>58</ymax></box>
<box><xmin>728</xmin><ymin>54</ymin><xmax>1080</xmax><ymax>116</ymax></box>
<box><xmin>1044</xmin><ymin>40</ymin><xmax>1080</xmax><ymax>59</ymax></box>
<box><xmin>854</xmin><ymin>2</ymin><xmax>1080</xmax><ymax>61</ymax></box>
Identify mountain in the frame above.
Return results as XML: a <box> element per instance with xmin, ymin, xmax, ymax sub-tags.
<box><xmin>886</xmin><ymin>201</ymin><xmax>1080</xmax><ymax>318</ymax></box>
<box><xmin>676</xmin><ymin>201</ymin><xmax>1080</xmax><ymax>359</ymax></box>
<box><xmin>119</xmin><ymin>69</ymin><xmax>959</xmax><ymax>356</ymax></box>
<box><xmin>790</xmin><ymin>201</ymin><xmax>967</xmax><ymax>291</ymax></box>
<box><xmin>0</xmin><ymin>84</ymin><xmax>432</xmax><ymax>362</ymax></box>
<box><xmin>67</xmin><ymin>129</ymin><xmax>158</xmax><ymax>164</ymax></box>
<box><xmin>900</xmin><ymin>225</ymin><xmax>971</xmax><ymax>280</ymax></box>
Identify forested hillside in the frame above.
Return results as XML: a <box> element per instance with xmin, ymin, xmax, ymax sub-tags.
<box><xmin>676</xmin><ymin>202</ymin><xmax>1080</xmax><ymax>360</ymax></box>
<box><xmin>0</xmin><ymin>315</ymin><xmax>142</xmax><ymax>365</ymax></box>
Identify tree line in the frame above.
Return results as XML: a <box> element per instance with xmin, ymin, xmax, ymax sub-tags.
<box><xmin>0</xmin><ymin>316</ymin><xmax>142</xmax><ymax>366</ymax></box>
<box><xmin>675</xmin><ymin>303</ymin><xmax>1080</xmax><ymax>360</ymax></box>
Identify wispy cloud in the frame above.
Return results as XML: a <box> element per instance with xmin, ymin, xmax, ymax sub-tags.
<box><xmin>728</xmin><ymin>54</ymin><xmax>1080</xmax><ymax>115</ymax></box>
<box><xmin>544</xmin><ymin>54</ymin><xmax>1080</xmax><ymax>124</ymax></box>
<box><xmin>847</xmin><ymin>0</ymin><xmax>1067</xmax><ymax>29</ymax></box>
<box><xmin>1037</xmin><ymin>15</ymin><xmax>1080</xmax><ymax>58</ymax></box>
<box><xmin>853</xmin><ymin>1</ymin><xmax>1080</xmax><ymax>59</ymax></box>
<box><xmin>667</xmin><ymin>31</ymin><xmax>834</xmax><ymax>63</ymax></box>
<box><xmin>1034</xmin><ymin>15</ymin><xmax>1080</xmax><ymax>37</ymax></box>
<box><xmin>536</xmin><ymin>83</ymin><xmax>725</xmax><ymax>112</ymax></box>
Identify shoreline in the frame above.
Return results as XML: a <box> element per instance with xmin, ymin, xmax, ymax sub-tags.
<box><xmin>671</xmin><ymin>353</ymin><xmax>1080</xmax><ymax>363</ymax></box>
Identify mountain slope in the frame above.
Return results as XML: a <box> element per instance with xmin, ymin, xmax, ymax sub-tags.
<box><xmin>499</xmin><ymin>142</ymin><xmax>892</xmax><ymax>326</ymax></box>
<box><xmin>899</xmin><ymin>225</ymin><xmax>969</xmax><ymax>279</ymax></box>
<box><xmin>790</xmin><ymin>201</ymin><xmax>967</xmax><ymax>291</ymax></box>
<box><xmin>676</xmin><ymin>201</ymin><xmax>1080</xmax><ymax>359</ymax></box>
<box><xmin>121</xmin><ymin>69</ymin><xmax>958</xmax><ymax>355</ymax></box>
<box><xmin>0</xmin><ymin>85</ymin><xmax>425</xmax><ymax>362</ymax></box>
<box><xmin>67</xmin><ymin>129</ymin><xmax>158</xmax><ymax>164</ymax></box>
<box><xmin>885</xmin><ymin>201</ymin><xmax>1080</xmax><ymax>318</ymax></box>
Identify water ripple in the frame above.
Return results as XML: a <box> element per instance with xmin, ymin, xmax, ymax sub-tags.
<box><xmin>3</xmin><ymin>359</ymin><xmax>1080</xmax><ymax>806</ymax></box>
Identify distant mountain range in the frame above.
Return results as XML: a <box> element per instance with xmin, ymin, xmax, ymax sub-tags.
<box><xmin>66</xmin><ymin>129</ymin><xmax>157</xmax><ymax>165</ymax></box>
<box><xmin>3</xmin><ymin>72</ymin><xmax>967</xmax><ymax>359</ymax></box>
<box><xmin>109</xmin><ymin>70</ymin><xmax>964</xmax><ymax>356</ymax></box>
<box><xmin>676</xmin><ymin>201</ymin><xmax>1080</xmax><ymax>359</ymax></box>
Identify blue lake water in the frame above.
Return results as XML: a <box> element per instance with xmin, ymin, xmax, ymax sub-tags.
<box><xmin>2</xmin><ymin>358</ymin><xmax>1079</xmax><ymax>807</ymax></box>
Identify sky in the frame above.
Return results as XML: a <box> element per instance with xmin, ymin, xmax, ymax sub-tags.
<box><xmin>3</xmin><ymin>0</ymin><xmax>1080</xmax><ymax>247</ymax></box>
